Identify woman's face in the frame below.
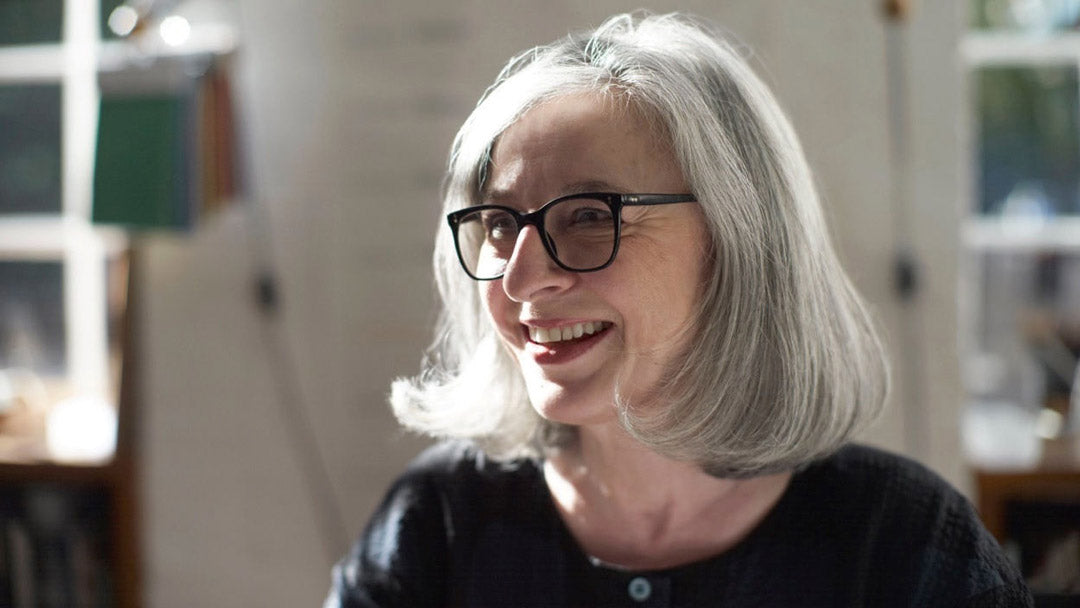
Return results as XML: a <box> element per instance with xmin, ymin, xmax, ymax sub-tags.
<box><xmin>481</xmin><ymin>92</ymin><xmax>710</xmax><ymax>428</ymax></box>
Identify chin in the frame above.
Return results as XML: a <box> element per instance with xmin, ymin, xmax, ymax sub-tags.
<box><xmin>524</xmin><ymin>380</ymin><xmax>619</xmax><ymax>428</ymax></box>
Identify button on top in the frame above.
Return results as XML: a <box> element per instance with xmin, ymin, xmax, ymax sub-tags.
<box><xmin>628</xmin><ymin>576</ymin><xmax>652</xmax><ymax>602</ymax></box>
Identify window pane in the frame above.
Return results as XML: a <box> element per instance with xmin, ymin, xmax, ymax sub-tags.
<box><xmin>970</xmin><ymin>0</ymin><xmax>1080</xmax><ymax>31</ymax></box>
<box><xmin>0</xmin><ymin>0</ymin><xmax>62</xmax><ymax>45</ymax></box>
<box><xmin>973</xmin><ymin>252</ymin><xmax>1080</xmax><ymax>409</ymax></box>
<box><xmin>0</xmin><ymin>261</ymin><xmax>66</xmax><ymax>375</ymax></box>
<box><xmin>0</xmin><ymin>84</ymin><xmax>62</xmax><ymax>215</ymax></box>
<box><xmin>976</xmin><ymin>66</ymin><xmax>1080</xmax><ymax>216</ymax></box>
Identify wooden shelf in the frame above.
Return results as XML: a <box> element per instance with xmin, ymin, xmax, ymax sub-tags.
<box><xmin>975</xmin><ymin>467</ymin><xmax>1080</xmax><ymax>541</ymax></box>
<box><xmin>0</xmin><ymin>460</ymin><xmax>119</xmax><ymax>484</ymax></box>
<box><xmin>98</xmin><ymin>23</ymin><xmax>238</xmax><ymax>72</ymax></box>
<box><xmin>0</xmin><ymin>248</ymin><xmax>141</xmax><ymax>607</ymax></box>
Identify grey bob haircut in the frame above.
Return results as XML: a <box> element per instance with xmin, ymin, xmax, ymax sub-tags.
<box><xmin>391</xmin><ymin>12</ymin><xmax>889</xmax><ymax>477</ymax></box>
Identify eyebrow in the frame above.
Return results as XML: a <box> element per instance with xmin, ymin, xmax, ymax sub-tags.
<box><xmin>480</xmin><ymin>180</ymin><xmax>622</xmax><ymax>204</ymax></box>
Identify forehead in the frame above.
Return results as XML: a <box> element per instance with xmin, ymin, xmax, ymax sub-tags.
<box><xmin>483</xmin><ymin>93</ymin><xmax>683</xmax><ymax>201</ymax></box>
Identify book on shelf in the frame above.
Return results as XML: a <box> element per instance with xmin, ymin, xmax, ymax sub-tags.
<box><xmin>93</xmin><ymin>60</ymin><xmax>239</xmax><ymax>230</ymax></box>
<box><xmin>0</xmin><ymin>485</ymin><xmax>113</xmax><ymax>608</ymax></box>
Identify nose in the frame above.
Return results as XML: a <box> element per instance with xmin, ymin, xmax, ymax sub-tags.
<box><xmin>500</xmin><ymin>225</ymin><xmax>575</xmax><ymax>302</ymax></box>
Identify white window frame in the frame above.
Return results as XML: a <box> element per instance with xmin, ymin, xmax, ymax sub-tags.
<box><xmin>0</xmin><ymin>0</ymin><xmax>126</xmax><ymax>411</ymax></box>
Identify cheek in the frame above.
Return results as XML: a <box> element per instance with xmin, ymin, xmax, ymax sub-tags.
<box><xmin>479</xmin><ymin>282</ymin><xmax>498</xmax><ymax>322</ymax></box>
<box><xmin>613</xmin><ymin>257</ymin><xmax>707</xmax><ymax>349</ymax></box>
<box><xmin>480</xmin><ymin>281</ymin><xmax>514</xmax><ymax>336</ymax></box>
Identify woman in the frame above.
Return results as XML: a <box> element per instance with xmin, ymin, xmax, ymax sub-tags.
<box><xmin>326</xmin><ymin>13</ymin><xmax>1031</xmax><ymax>607</ymax></box>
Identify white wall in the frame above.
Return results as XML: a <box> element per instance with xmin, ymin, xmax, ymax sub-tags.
<box><xmin>139</xmin><ymin>1</ymin><xmax>964</xmax><ymax>606</ymax></box>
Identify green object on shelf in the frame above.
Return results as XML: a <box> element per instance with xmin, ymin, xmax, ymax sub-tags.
<box><xmin>93</xmin><ymin>95</ymin><xmax>192</xmax><ymax>229</ymax></box>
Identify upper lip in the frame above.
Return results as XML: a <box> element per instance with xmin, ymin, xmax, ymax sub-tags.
<box><xmin>519</xmin><ymin>319</ymin><xmax>612</xmax><ymax>344</ymax></box>
<box><xmin>520</xmin><ymin>318</ymin><xmax>602</xmax><ymax>328</ymax></box>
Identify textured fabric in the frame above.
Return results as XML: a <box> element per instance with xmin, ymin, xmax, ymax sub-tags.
<box><xmin>325</xmin><ymin>443</ymin><xmax>1033</xmax><ymax>607</ymax></box>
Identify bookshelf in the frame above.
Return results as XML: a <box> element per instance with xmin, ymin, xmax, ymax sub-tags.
<box><xmin>961</xmin><ymin>2</ymin><xmax>1080</xmax><ymax>602</ymax></box>
<box><xmin>0</xmin><ymin>250</ymin><xmax>139</xmax><ymax>606</ymax></box>
<box><xmin>0</xmin><ymin>1</ymin><xmax>238</xmax><ymax>605</ymax></box>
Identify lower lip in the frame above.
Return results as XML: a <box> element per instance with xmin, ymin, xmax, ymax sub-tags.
<box><xmin>524</xmin><ymin>327</ymin><xmax>610</xmax><ymax>365</ymax></box>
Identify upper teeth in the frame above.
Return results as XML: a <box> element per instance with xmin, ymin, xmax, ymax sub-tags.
<box><xmin>528</xmin><ymin>322</ymin><xmax>607</xmax><ymax>344</ymax></box>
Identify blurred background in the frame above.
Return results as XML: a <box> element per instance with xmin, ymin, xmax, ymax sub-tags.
<box><xmin>1</xmin><ymin>0</ymin><xmax>1079</xmax><ymax>605</ymax></box>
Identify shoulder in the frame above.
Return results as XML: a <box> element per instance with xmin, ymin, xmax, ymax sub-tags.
<box><xmin>807</xmin><ymin>442</ymin><xmax>942</xmax><ymax>480</ymax></box>
<box><xmin>785</xmin><ymin>444</ymin><xmax>1032</xmax><ymax>606</ymax></box>
<box><xmin>803</xmin><ymin>443</ymin><xmax>955</xmax><ymax>499</ymax></box>
<box><xmin>327</xmin><ymin>442</ymin><xmax>543</xmax><ymax>607</ymax></box>
<box><xmin>402</xmin><ymin>439</ymin><xmax>528</xmax><ymax>476</ymax></box>
<box><xmin>364</xmin><ymin>440</ymin><xmax>542</xmax><ymax>538</ymax></box>
<box><xmin>795</xmin><ymin>443</ymin><xmax>977</xmax><ymax>523</ymax></box>
<box><xmin>394</xmin><ymin>440</ymin><xmax>542</xmax><ymax>500</ymax></box>
<box><xmin>796</xmin><ymin>443</ymin><xmax>992</xmax><ymax>557</ymax></box>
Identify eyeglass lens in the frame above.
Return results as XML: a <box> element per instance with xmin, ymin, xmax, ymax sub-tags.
<box><xmin>455</xmin><ymin>196</ymin><xmax>617</xmax><ymax>279</ymax></box>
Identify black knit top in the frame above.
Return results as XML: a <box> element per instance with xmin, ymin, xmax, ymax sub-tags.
<box><xmin>325</xmin><ymin>442</ymin><xmax>1032</xmax><ymax>607</ymax></box>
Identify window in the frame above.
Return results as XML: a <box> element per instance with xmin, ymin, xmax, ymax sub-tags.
<box><xmin>961</xmin><ymin>0</ymin><xmax>1080</xmax><ymax>479</ymax></box>
<box><xmin>0</xmin><ymin>1</ymin><xmax>126</xmax><ymax>464</ymax></box>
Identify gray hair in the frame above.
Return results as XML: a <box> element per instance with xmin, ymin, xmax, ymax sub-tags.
<box><xmin>391</xmin><ymin>12</ymin><xmax>889</xmax><ymax>477</ymax></box>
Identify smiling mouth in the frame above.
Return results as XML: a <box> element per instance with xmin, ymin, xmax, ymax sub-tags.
<box><xmin>527</xmin><ymin>321</ymin><xmax>611</xmax><ymax>344</ymax></box>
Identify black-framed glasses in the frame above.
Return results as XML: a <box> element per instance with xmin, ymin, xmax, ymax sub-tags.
<box><xmin>446</xmin><ymin>192</ymin><xmax>697</xmax><ymax>281</ymax></box>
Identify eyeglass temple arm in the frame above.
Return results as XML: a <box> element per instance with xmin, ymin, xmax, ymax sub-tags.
<box><xmin>621</xmin><ymin>194</ymin><xmax>697</xmax><ymax>206</ymax></box>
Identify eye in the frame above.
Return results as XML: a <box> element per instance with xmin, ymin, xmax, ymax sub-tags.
<box><xmin>568</xmin><ymin>205</ymin><xmax>612</xmax><ymax>226</ymax></box>
<box><xmin>481</xmin><ymin>210</ymin><xmax>518</xmax><ymax>241</ymax></box>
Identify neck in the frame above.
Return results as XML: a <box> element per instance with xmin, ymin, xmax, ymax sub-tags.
<box><xmin>544</xmin><ymin>423</ymin><xmax>791</xmax><ymax>570</ymax></box>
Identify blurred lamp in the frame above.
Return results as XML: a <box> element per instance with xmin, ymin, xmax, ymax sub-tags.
<box><xmin>159</xmin><ymin>15</ymin><xmax>191</xmax><ymax>47</ymax></box>
<box><xmin>46</xmin><ymin>395</ymin><xmax>117</xmax><ymax>463</ymax></box>
<box><xmin>108</xmin><ymin>5</ymin><xmax>140</xmax><ymax>37</ymax></box>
